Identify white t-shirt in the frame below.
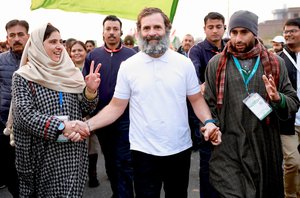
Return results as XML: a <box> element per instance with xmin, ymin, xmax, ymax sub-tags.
<box><xmin>114</xmin><ymin>49</ymin><xmax>200</xmax><ymax>156</ymax></box>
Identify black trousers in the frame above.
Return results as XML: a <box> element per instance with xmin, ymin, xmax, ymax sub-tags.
<box><xmin>96</xmin><ymin>124</ymin><xmax>134</xmax><ymax>198</ymax></box>
<box><xmin>132</xmin><ymin>148</ymin><xmax>191</xmax><ymax>198</ymax></box>
<box><xmin>0</xmin><ymin>123</ymin><xmax>19</xmax><ymax>198</ymax></box>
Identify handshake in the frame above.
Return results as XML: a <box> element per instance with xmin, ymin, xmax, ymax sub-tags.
<box><xmin>62</xmin><ymin>120</ymin><xmax>91</xmax><ymax>142</ymax></box>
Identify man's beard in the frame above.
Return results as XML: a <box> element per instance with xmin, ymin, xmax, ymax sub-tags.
<box><xmin>232</xmin><ymin>40</ymin><xmax>256</xmax><ymax>53</ymax></box>
<box><xmin>137</xmin><ymin>30</ymin><xmax>170</xmax><ymax>57</ymax></box>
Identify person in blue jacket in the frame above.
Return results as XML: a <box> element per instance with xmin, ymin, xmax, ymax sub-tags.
<box><xmin>82</xmin><ymin>15</ymin><xmax>136</xmax><ymax>198</ymax></box>
<box><xmin>0</xmin><ymin>19</ymin><xmax>30</xmax><ymax>198</ymax></box>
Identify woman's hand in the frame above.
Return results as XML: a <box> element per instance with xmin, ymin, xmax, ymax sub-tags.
<box><xmin>85</xmin><ymin>60</ymin><xmax>101</xmax><ymax>93</ymax></box>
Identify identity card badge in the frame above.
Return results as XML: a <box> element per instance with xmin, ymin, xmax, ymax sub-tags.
<box><xmin>243</xmin><ymin>93</ymin><xmax>272</xmax><ymax>120</ymax></box>
<box><xmin>55</xmin><ymin>115</ymin><xmax>69</xmax><ymax>142</ymax></box>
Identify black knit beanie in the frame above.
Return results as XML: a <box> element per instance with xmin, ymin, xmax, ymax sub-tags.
<box><xmin>228</xmin><ymin>10</ymin><xmax>258</xmax><ymax>36</ymax></box>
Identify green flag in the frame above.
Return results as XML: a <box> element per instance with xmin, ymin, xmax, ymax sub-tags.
<box><xmin>31</xmin><ymin>0</ymin><xmax>179</xmax><ymax>22</ymax></box>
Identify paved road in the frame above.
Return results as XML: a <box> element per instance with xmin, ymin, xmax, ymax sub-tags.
<box><xmin>0</xmin><ymin>151</ymin><xmax>200</xmax><ymax>198</ymax></box>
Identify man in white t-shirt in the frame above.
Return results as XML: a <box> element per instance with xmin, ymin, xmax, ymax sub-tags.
<box><xmin>85</xmin><ymin>7</ymin><xmax>221</xmax><ymax>197</ymax></box>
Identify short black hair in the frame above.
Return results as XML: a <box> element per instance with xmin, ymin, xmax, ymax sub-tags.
<box><xmin>284</xmin><ymin>17</ymin><xmax>300</xmax><ymax>29</ymax></box>
<box><xmin>5</xmin><ymin>19</ymin><xmax>29</xmax><ymax>33</ymax></box>
<box><xmin>123</xmin><ymin>35</ymin><xmax>135</xmax><ymax>45</ymax></box>
<box><xmin>103</xmin><ymin>15</ymin><xmax>122</xmax><ymax>29</ymax></box>
<box><xmin>204</xmin><ymin>12</ymin><xmax>225</xmax><ymax>25</ymax></box>
<box><xmin>85</xmin><ymin>40</ymin><xmax>96</xmax><ymax>46</ymax></box>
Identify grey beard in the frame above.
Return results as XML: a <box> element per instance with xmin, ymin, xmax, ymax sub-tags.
<box><xmin>137</xmin><ymin>31</ymin><xmax>170</xmax><ymax>57</ymax></box>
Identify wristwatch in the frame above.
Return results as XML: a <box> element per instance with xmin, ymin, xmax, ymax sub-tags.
<box><xmin>57</xmin><ymin>122</ymin><xmax>65</xmax><ymax>133</ymax></box>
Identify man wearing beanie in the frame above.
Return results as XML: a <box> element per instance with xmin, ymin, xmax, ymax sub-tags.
<box><xmin>204</xmin><ymin>10</ymin><xmax>299</xmax><ymax>197</ymax></box>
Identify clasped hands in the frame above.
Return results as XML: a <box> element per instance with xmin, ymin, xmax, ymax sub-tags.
<box><xmin>62</xmin><ymin>120</ymin><xmax>90</xmax><ymax>142</ymax></box>
<box><xmin>201</xmin><ymin>123</ymin><xmax>222</xmax><ymax>146</ymax></box>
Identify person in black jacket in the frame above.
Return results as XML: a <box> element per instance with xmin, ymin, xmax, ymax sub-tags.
<box><xmin>0</xmin><ymin>19</ymin><xmax>29</xmax><ymax>198</ymax></box>
<box><xmin>278</xmin><ymin>17</ymin><xmax>300</xmax><ymax>198</ymax></box>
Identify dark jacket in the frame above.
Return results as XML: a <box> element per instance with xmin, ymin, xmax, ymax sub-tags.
<box><xmin>0</xmin><ymin>50</ymin><xmax>22</xmax><ymax>128</ymax></box>
<box><xmin>82</xmin><ymin>44</ymin><xmax>136</xmax><ymax>123</ymax></box>
<box><xmin>278</xmin><ymin>47</ymin><xmax>299</xmax><ymax>135</ymax></box>
<box><xmin>177</xmin><ymin>46</ymin><xmax>188</xmax><ymax>57</ymax></box>
<box><xmin>188</xmin><ymin>39</ymin><xmax>225</xmax><ymax>83</ymax></box>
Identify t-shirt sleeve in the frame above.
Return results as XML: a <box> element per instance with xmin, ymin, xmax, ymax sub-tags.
<box><xmin>186</xmin><ymin>59</ymin><xmax>200</xmax><ymax>96</ymax></box>
<box><xmin>113</xmin><ymin>62</ymin><xmax>131</xmax><ymax>99</ymax></box>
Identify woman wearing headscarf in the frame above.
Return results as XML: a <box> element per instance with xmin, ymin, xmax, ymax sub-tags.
<box><xmin>11</xmin><ymin>23</ymin><xmax>101</xmax><ymax>197</ymax></box>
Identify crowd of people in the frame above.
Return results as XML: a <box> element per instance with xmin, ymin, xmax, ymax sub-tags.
<box><xmin>0</xmin><ymin>6</ymin><xmax>299</xmax><ymax>198</ymax></box>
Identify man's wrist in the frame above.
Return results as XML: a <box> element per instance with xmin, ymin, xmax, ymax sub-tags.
<box><xmin>204</xmin><ymin>119</ymin><xmax>217</xmax><ymax>125</ymax></box>
<box><xmin>86</xmin><ymin>121</ymin><xmax>92</xmax><ymax>132</ymax></box>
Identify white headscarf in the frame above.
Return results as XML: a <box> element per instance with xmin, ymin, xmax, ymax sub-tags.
<box><xmin>15</xmin><ymin>23</ymin><xmax>85</xmax><ymax>93</ymax></box>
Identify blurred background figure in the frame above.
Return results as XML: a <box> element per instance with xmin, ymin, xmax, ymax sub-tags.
<box><xmin>271</xmin><ymin>35</ymin><xmax>285</xmax><ymax>53</ymax></box>
<box><xmin>85</xmin><ymin>40</ymin><xmax>96</xmax><ymax>53</ymax></box>
<box><xmin>70</xmin><ymin>40</ymin><xmax>87</xmax><ymax>70</ymax></box>
<box><xmin>177</xmin><ymin>34</ymin><xmax>194</xmax><ymax>57</ymax></box>
<box><xmin>0</xmin><ymin>41</ymin><xmax>9</xmax><ymax>53</ymax></box>
<box><xmin>70</xmin><ymin>40</ymin><xmax>101</xmax><ymax>188</ymax></box>
<box><xmin>62</xmin><ymin>39</ymin><xmax>66</xmax><ymax>48</ymax></box>
<box><xmin>65</xmin><ymin>37</ymin><xmax>76</xmax><ymax>56</ymax></box>
<box><xmin>123</xmin><ymin>35</ymin><xmax>135</xmax><ymax>49</ymax></box>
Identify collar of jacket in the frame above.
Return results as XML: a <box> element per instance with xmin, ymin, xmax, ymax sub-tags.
<box><xmin>103</xmin><ymin>43</ymin><xmax>123</xmax><ymax>53</ymax></box>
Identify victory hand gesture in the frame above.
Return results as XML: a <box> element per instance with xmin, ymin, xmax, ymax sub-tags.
<box><xmin>85</xmin><ymin>60</ymin><xmax>101</xmax><ymax>93</ymax></box>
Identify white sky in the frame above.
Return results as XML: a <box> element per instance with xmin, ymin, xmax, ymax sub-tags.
<box><xmin>0</xmin><ymin>0</ymin><xmax>299</xmax><ymax>45</ymax></box>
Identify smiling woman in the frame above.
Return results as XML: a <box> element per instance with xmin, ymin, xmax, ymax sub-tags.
<box><xmin>10</xmin><ymin>23</ymin><xmax>101</xmax><ymax>197</ymax></box>
<box><xmin>70</xmin><ymin>40</ymin><xmax>87</xmax><ymax>70</ymax></box>
<box><xmin>43</xmin><ymin>25</ymin><xmax>63</xmax><ymax>62</ymax></box>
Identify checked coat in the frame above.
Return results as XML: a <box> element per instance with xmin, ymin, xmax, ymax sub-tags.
<box><xmin>12</xmin><ymin>74</ymin><xmax>98</xmax><ymax>197</ymax></box>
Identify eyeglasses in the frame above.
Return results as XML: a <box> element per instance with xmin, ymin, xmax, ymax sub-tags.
<box><xmin>283</xmin><ymin>29</ymin><xmax>300</xmax><ymax>35</ymax></box>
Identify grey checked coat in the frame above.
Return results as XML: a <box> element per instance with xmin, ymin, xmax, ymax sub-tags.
<box><xmin>12</xmin><ymin>74</ymin><xmax>98</xmax><ymax>197</ymax></box>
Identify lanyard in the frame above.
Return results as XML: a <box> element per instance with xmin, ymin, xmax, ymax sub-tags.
<box><xmin>59</xmin><ymin>92</ymin><xmax>63</xmax><ymax>114</ymax></box>
<box><xmin>232</xmin><ymin>56</ymin><xmax>260</xmax><ymax>93</ymax></box>
<box><xmin>283</xmin><ymin>49</ymin><xmax>300</xmax><ymax>72</ymax></box>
